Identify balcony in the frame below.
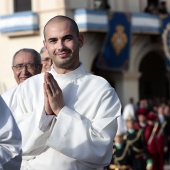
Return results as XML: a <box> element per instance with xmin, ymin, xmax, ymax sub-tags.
<box><xmin>74</xmin><ymin>8</ymin><xmax>108</xmax><ymax>32</ymax></box>
<box><xmin>131</xmin><ymin>12</ymin><xmax>160</xmax><ymax>34</ymax></box>
<box><xmin>0</xmin><ymin>11</ymin><xmax>39</xmax><ymax>37</ymax></box>
<box><xmin>74</xmin><ymin>8</ymin><xmax>162</xmax><ymax>34</ymax></box>
<box><xmin>74</xmin><ymin>9</ymin><xmax>170</xmax><ymax>70</ymax></box>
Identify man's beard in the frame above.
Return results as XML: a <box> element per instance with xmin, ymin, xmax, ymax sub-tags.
<box><xmin>53</xmin><ymin>54</ymin><xmax>77</xmax><ymax>69</ymax></box>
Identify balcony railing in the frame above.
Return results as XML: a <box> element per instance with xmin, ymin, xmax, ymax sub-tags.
<box><xmin>131</xmin><ymin>12</ymin><xmax>160</xmax><ymax>34</ymax></box>
<box><xmin>74</xmin><ymin>9</ymin><xmax>162</xmax><ymax>34</ymax></box>
<box><xmin>74</xmin><ymin>9</ymin><xmax>108</xmax><ymax>32</ymax></box>
<box><xmin>0</xmin><ymin>11</ymin><xmax>39</xmax><ymax>37</ymax></box>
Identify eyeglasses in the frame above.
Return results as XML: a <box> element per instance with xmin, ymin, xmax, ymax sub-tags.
<box><xmin>12</xmin><ymin>63</ymin><xmax>41</xmax><ymax>71</ymax></box>
<box><xmin>41</xmin><ymin>57</ymin><xmax>52</xmax><ymax>63</ymax></box>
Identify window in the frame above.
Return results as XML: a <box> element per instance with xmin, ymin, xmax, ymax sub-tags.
<box><xmin>93</xmin><ymin>0</ymin><xmax>110</xmax><ymax>10</ymax></box>
<box><xmin>14</xmin><ymin>0</ymin><xmax>32</xmax><ymax>12</ymax></box>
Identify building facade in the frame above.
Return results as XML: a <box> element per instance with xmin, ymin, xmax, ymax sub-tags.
<box><xmin>0</xmin><ymin>0</ymin><xmax>170</xmax><ymax>106</ymax></box>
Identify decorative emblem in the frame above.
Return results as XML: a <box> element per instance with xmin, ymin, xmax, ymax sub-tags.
<box><xmin>162</xmin><ymin>23</ymin><xmax>170</xmax><ymax>61</ymax></box>
<box><xmin>111</xmin><ymin>25</ymin><xmax>127</xmax><ymax>55</ymax></box>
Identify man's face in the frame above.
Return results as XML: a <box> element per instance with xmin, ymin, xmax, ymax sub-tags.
<box><xmin>12</xmin><ymin>51</ymin><xmax>41</xmax><ymax>84</ymax></box>
<box><xmin>43</xmin><ymin>20</ymin><xmax>83</xmax><ymax>73</ymax></box>
<box><xmin>138</xmin><ymin>115</ymin><xmax>146</xmax><ymax>123</ymax></box>
<box><xmin>41</xmin><ymin>49</ymin><xmax>52</xmax><ymax>72</ymax></box>
<box><xmin>115</xmin><ymin>135</ymin><xmax>123</xmax><ymax>144</ymax></box>
<box><xmin>126</xmin><ymin>119</ymin><xmax>134</xmax><ymax>129</ymax></box>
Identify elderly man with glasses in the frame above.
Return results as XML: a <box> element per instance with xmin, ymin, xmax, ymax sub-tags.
<box><xmin>12</xmin><ymin>48</ymin><xmax>42</xmax><ymax>84</ymax></box>
<box><xmin>0</xmin><ymin>48</ymin><xmax>42</xmax><ymax>169</ymax></box>
<box><xmin>1</xmin><ymin>48</ymin><xmax>42</xmax><ymax>106</ymax></box>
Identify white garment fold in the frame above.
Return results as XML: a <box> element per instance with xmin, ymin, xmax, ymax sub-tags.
<box><xmin>0</xmin><ymin>96</ymin><xmax>22</xmax><ymax>170</ymax></box>
<box><xmin>2</xmin><ymin>64</ymin><xmax>121</xmax><ymax>170</ymax></box>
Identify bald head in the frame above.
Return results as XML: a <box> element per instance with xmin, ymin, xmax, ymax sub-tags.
<box><xmin>43</xmin><ymin>15</ymin><xmax>79</xmax><ymax>40</ymax></box>
<box><xmin>42</xmin><ymin>15</ymin><xmax>84</xmax><ymax>74</ymax></box>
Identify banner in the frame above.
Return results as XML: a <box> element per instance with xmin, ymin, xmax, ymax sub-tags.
<box><xmin>97</xmin><ymin>12</ymin><xmax>131</xmax><ymax>70</ymax></box>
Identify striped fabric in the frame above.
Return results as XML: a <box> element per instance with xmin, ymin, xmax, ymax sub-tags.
<box><xmin>0</xmin><ymin>11</ymin><xmax>39</xmax><ymax>33</ymax></box>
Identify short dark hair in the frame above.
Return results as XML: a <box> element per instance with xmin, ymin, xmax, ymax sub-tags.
<box><xmin>12</xmin><ymin>48</ymin><xmax>41</xmax><ymax>66</ymax></box>
<box><xmin>43</xmin><ymin>15</ymin><xmax>79</xmax><ymax>39</ymax></box>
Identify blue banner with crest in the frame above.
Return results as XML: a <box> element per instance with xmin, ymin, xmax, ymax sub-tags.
<box><xmin>97</xmin><ymin>12</ymin><xmax>131</xmax><ymax>70</ymax></box>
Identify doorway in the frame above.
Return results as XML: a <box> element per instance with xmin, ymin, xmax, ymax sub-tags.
<box><xmin>139</xmin><ymin>51</ymin><xmax>169</xmax><ymax>99</ymax></box>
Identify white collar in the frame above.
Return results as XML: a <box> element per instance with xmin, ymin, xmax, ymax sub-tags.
<box><xmin>50</xmin><ymin>63</ymin><xmax>87</xmax><ymax>81</ymax></box>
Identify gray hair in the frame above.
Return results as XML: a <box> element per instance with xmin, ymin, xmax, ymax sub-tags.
<box><xmin>12</xmin><ymin>48</ymin><xmax>41</xmax><ymax>66</ymax></box>
<box><xmin>40</xmin><ymin>47</ymin><xmax>46</xmax><ymax>55</ymax></box>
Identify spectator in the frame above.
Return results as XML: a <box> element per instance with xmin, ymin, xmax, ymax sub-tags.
<box><xmin>144</xmin><ymin>1</ymin><xmax>159</xmax><ymax>15</ymax></box>
<box><xmin>40</xmin><ymin>47</ymin><xmax>52</xmax><ymax>72</ymax></box>
<box><xmin>1</xmin><ymin>48</ymin><xmax>42</xmax><ymax>106</ymax></box>
<box><xmin>159</xmin><ymin>1</ymin><xmax>168</xmax><ymax>15</ymax></box>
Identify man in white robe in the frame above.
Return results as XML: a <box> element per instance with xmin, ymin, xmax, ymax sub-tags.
<box><xmin>0</xmin><ymin>96</ymin><xmax>21</xmax><ymax>170</ymax></box>
<box><xmin>2</xmin><ymin>15</ymin><xmax>121</xmax><ymax>170</ymax></box>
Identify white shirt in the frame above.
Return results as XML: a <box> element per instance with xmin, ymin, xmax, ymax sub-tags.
<box><xmin>2</xmin><ymin>64</ymin><xmax>121</xmax><ymax>170</ymax></box>
<box><xmin>0</xmin><ymin>96</ymin><xmax>22</xmax><ymax>170</ymax></box>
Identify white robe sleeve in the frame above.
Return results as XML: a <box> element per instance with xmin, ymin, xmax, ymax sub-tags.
<box><xmin>47</xmin><ymin>89</ymin><xmax>121</xmax><ymax>168</ymax></box>
<box><xmin>0</xmin><ymin>96</ymin><xmax>22</xmax><ymax>170</ymax></box>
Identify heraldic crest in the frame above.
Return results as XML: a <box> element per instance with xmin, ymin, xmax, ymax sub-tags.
<box><xmin>111</xmin><ymin>25</ymin><xmax>128</xmax><ymax>55</ymax></box>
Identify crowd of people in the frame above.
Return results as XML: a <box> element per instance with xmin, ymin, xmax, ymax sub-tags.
<box><xmin>105</xmin><ymin>97</ymin><xmax>170</xmax><ymax>170</ymax></box>
<box><xmin>144</xmin><ymin>0</ymin><xmax>169</xmax><ymax>16</ymax></box>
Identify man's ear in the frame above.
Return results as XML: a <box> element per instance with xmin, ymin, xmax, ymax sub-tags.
<box><xmin>78</xmin><ymin>33</ymin><xmax>84</xmax><ymax>48</ymax></box>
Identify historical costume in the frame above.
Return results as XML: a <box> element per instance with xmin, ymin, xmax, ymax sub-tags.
<box><xmin>124</xmin><ymin>113</ymin><xmax>152</xmax><ymax>170</ymax></box>
<box><xmin>135</xmin><ymin>108</ymin><xmax>149</xmax><ymax>130</ymax></box>
<box><xmin>106</xmin><ymin>132</ymin><xmax>132</xmax><ymax>170</ymax></box>
<box><xmin>144</xmin><ymin>112</ymin><xmax>164</xmax><ymax>170</ymax></box>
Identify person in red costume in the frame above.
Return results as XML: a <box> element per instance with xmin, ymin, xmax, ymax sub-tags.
<box><xmin>135</xmin><ymin>108</ymin><xmax>149</xmax><ymax>130</ymax></box>
<box><xmin>144</xmin><ymin>112</ymin><xmax>165</xmax><ymax>170</ymax></box>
